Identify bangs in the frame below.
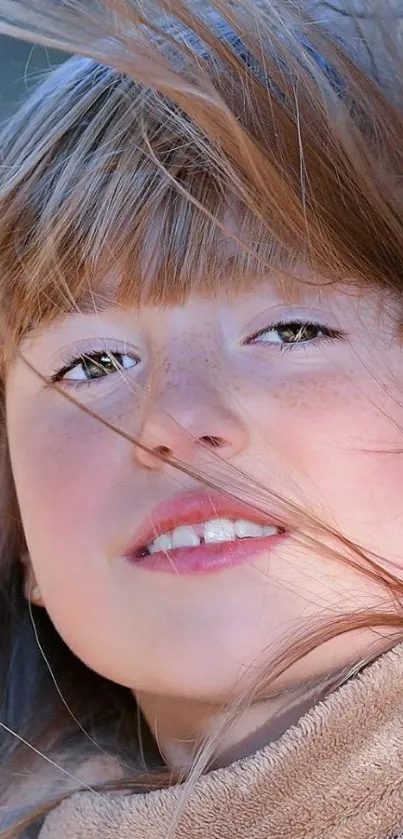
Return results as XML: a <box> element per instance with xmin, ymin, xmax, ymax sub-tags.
<box><xmin>0</xmin><ymin>64</ymin><xmax>302</xmax><ymax>340</ymax></box>
<box><xmin>1</xmin><ymin>3</ymin><xmax>403</xmax><ymax>346</ymax></box>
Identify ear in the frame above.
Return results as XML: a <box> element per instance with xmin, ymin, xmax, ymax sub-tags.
<box><xmin>20</xmin><ymin>552</ymin><xmax>40</xmax><ymax>603</ymax></box>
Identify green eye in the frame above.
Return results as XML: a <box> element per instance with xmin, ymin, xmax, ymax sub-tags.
<box><xmin>246</xmin><ymin>320</ymin><xmax>343</xmax><ymax>347</ymax></box>
<box><xmin>52</xmin><ymin>350</ymin><xmax>139</xmax><ymax>384</ymax></box>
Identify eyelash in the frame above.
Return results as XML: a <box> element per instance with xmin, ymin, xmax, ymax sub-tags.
<box><xmin>49</xmin><ymin>320</ymin><xmax>344</xmax><ymax>387</ymax></box>
<box><xmin>50</xmin><ymin>348</ymin><xmax>139</xmax><ymax>387</ymax></box>
<box><xmin>244</xmin><ymin>319</ymin><xmax>345</xmax><ymax>351</ymax></box>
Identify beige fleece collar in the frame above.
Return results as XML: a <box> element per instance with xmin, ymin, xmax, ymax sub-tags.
<box><xmin>40</xmin><ymin>643</ymin><xmax>403</xmax><ymax>839</ymax></box>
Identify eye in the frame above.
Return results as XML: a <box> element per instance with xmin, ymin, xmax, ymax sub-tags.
<box><xmin>51</xmin><ymin>350</ymin><xmax>139</xmax><ymax>384</ymax></box>
<box><xmin>245</xmin><ymin>320</ymin><xmax>344</xmax><ymax>349</ymax></box>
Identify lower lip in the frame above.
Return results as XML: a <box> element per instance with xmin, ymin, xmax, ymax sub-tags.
<box><xmin>125</xmin><ymin>532</ymin><xmax>287</xmax><ymax>575</ymax></box>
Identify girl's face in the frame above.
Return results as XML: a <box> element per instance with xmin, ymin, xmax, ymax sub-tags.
<box><xmin>6</xmin><ymin>279</ymin><xmax>403</xmax><ymax>701</ymax></box>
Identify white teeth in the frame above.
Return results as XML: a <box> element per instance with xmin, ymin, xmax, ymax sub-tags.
<box><xmin>171</xmin><ymin>526</ymin><xmax>201</xmax><ymax>549</ymax></box>
<box><xmin>149</xmin><ymin>532</ymin><xmax>173</xmax><ymax>554</ymax></box>
<box><xmin>204</xmin><ymin>518</ymin><xmax>235</xmax><ymax>543</ymax></box>
<box><xmin>262</xmin><ymin>525</ymin><xmax>279</xmax><ymax>537</ymax></box>
<box><xmin>146</xmin><ymin>518</ymin><xmax>280</xmax><ymax>554</ymax></box>
<box><xmin>234</xmin><ymin>519</ymin><xmax>265</xmax><ymax>538</ymax></box>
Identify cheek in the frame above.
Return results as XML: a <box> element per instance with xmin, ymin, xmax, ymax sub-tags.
<box><xmin>7</xmin><ymin>400</ymin><xmax>145</xmax><ymax>681</ymax></box>
<box><xmin>7</xmin><ymin>400</ymin><xmax>124</xmax><ymax>566</ymax></box>
<box><xmin>244</xmin><ymin>367</ymin><xmax>403</xmax><ymax>546</ymax></box>
<box><xmin>8</xmin><ymin>371</ymin><xmax>142</xmax><ymax>527</ymax></box>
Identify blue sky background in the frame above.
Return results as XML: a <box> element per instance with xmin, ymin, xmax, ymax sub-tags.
<box><xmin>0</xmin><ymin>35</ymin><xmax>68</xmax><ymax>118</ymax></box>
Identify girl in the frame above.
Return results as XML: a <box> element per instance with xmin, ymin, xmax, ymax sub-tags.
<box><xmin>0</xmin><ymin>0</ymin><xmax>403</xmax><ymax>836</ymax></box>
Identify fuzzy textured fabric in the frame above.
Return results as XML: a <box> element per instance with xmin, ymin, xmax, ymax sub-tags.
<box><xmin>39</xmin><ymin>642</ymin><xmax>403</xmax><ymax>839</ymax></box>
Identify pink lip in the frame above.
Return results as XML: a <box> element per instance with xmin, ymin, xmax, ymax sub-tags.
<box><xmin>123</xmin><ymin>490</ymin><xmax>287</xmax><ymax>575</ymax></box>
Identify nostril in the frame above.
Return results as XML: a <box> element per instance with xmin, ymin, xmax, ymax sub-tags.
<box><xmin>199</xmin><ymin>435</ymin><xmax>225</xmax><ymax>448</ymax></box>
<box><xmin>155</xmin><ymin>445</ymin><xmax>171</xmax><ymax>457</ymax></box>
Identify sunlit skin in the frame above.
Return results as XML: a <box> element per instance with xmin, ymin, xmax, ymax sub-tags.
<box><xmin>6</xmin><ymin>279</ymin><xmax>403</xmax><ymax>769</ymax></box>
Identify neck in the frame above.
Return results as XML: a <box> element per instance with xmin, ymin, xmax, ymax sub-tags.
<box><xmin>136</xmin><ymin>678</ymin><xmax>334</xmax><ymax>772</ymax></box>
<box><xmin>135</xmin><ymin>635</ymin><xmax>396</xmax><ymax>772</ymax></box>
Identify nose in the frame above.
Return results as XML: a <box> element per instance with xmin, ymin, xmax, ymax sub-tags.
<box><xmin>134</xmin><ymin>390</ymin><xmax>249</xmax><ymax>470</ymax></box>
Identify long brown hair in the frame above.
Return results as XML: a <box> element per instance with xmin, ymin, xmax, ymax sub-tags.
<box><xmin>1</xmin><ymin>1</ymin><xmax>403</xmax><ymax>836</ymax></box>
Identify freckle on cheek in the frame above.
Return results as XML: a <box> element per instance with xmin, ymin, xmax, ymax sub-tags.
<box><xmin>274</xmin><ymin>372</ymin><xmax>357</xmax><ymax>415</ymax></box>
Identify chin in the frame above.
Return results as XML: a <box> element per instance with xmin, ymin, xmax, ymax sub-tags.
<box><xmin>136</xmin><ymin>664</ymin><xmax>253</xmax><ymax>704</ymax></box>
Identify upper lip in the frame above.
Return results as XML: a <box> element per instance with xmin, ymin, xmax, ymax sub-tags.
<box><xmin>125</xmin><ymin>490</ymin><xmax>284</xmax><ymax>556</ymax></box>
